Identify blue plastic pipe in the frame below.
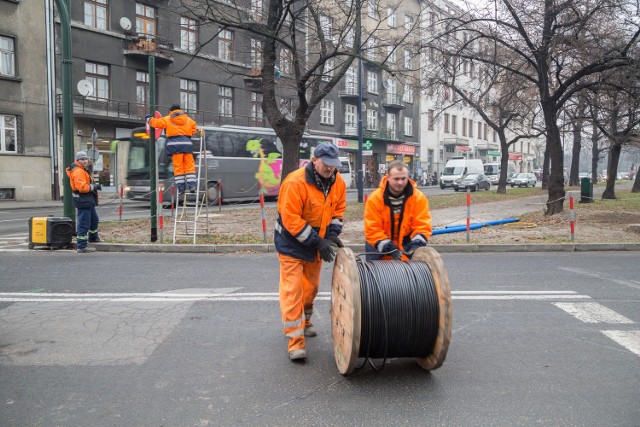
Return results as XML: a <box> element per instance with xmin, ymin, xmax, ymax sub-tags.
<box><xmin>432</xmin><ymin>218</ymin><xmax>518</xmax><ymax>235</ymax></box>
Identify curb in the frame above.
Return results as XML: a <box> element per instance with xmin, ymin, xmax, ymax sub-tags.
<box><xmin>92</xmin><ymin>242</ymin><xmax>640</xmax><ymax>254</ymax></box>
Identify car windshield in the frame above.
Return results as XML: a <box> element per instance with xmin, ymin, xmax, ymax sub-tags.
<box><xmin>515</xmin><ymin>173</ymin><xmax>529</xmax><ymax>178</ymax></box>
<box><xmin>464</xmin><ymin>174</ymin><xmax>479</xmax><ymax>180</ymax></box>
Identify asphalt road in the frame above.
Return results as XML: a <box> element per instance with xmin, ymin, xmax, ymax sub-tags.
<box><xmin>1</xmin><ymin>251</ymin><xmax>638</xmax><ymax>426</ymax></box>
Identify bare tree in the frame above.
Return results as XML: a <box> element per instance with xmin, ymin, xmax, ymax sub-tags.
<box><xmin>179</xmin><ymin>0</ymin><xmax>420</xmax><ymax>181</ymax></box>
<box><xmin>433</xmin><ymin>0</ymin><xmax>640</xmax><ymax>214</ymax></box>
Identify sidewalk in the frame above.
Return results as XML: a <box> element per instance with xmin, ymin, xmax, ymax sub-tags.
<box><xmin>0</xmin><ymin>193</ymin><xmax>134</xmax><ymax>211</ymax></box>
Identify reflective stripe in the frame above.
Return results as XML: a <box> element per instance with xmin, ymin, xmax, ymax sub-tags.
<box><xmin>284</xmin><ymin>317</ymin><xmax>303</xmax><ymax>329</ymax></box>
<box><xmin>285</xmin><ymin>328</ymin><xmax>305</xmax><ymax>338</ymax></box>
<box><xmin>89</xmin><ymin>229</ymin><xmax>98</xmax><ymax>233</ymax></box>
<box><xmin>174</xmin><ymin>176</ymin><xmax>186</xmax><ymax>183</ymax></box>
<box><xmin>274</xmin><ymin>221</ymin><xmax>283</xmax><ymax>233</ymax></box>
<box><xmin>377</xmin><ymin>239</ymin><xmax>391</xmax><ymax>253</ymax></box>
<box><xmin>77</xmin><ymin>236</ymin><xmax>88</xmax><ymax>241</ymax></box>
<box><xmin>185</xmin><ymin>174</ymin><xmax>196</xmax><ymax>183</ymax></box>
<box><xmin>296</xmin><ymin>224</ymin><xmax>312</xmax><ymax>243</ymax></box>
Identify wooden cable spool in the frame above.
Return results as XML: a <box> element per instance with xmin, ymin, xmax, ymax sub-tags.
<box><xmin>330</xmin><ymin>246</ymin><xmax>452</xmax><ymax>375</ymax></box>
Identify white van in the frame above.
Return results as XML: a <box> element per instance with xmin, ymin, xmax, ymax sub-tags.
<box><xmin>483</xmin><ymin>161</ymin><xmax>516</xmax><ymax>184</ymax></box>
<box><xmin>338</xmin><ymin>157</ymin><xmax>352</xmax><ymax>188</ymax></box>
<box><xmin>440</xmin><ymin>157</ymin><xmax>484</xmax><ymax>189</ymax></box>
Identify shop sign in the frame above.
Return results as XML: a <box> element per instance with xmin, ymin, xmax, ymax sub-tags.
<box><xmin>487</xmin><ymin>150</ymin><xmax>501</xmax><ymax>156</ymax></box>
<box><xmin>403</xmin><ymin>156</ymin><xmax>411</xmax><ymax>163</ymax></box>
<box><xmin>386</xmin><ymin>155</ymin><xmax>396</xmax><ymax>162</ymax></box>
<box><xmin>386</xmin><ymin>143</ymin><xmax>415</xmax><ymax>155</ymax></box>
<box><xmin>509</xmin><ymin>154</ymin><xmax>523</xmax><ymax>160</ymax></box>
<box><xmin>456</xmin><ymin>145</ymin><xmax>470</xmax><ymax>151</ymax></box>
<box><xmin>336</xmin><ymin>138</ymin><xmax>359</xmax><ymax>150</ymax></box>
<box><xmin>363</xmin><ymin>150</ymin><xmax>373</xmax><ymax>156</ymax></box>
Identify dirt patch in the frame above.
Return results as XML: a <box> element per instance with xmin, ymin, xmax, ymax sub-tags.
<box><xmin>100</xmin><ymin>197</ymin><xmax>640</xmax><ymax>245</ymax></box>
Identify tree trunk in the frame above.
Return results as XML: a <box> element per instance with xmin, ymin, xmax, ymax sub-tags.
<box><xmin>632</xmin><ymin>169</ymin><xmax>640</xmax><ymax>192</ymax></box>
<box><xmin>496</xmin><ymin>133</ymin><xmax>509</xmax><ymax>194</ymax></box>
<box><xmin>542</xmin><ymin>145</ymin><xmax>550</xmax><ymax>190</ymax></box>
<box><xmin>278</xmin><ymin>125</ymin><xmax>305</xmax><ymax>181</ymax></box>
<box><xmin>544</xmin><ymin>109</ymin><xmax>565</xmax><ymax>215</ymax></box>
<box><xmin>590</xmin><ymin>123</ymin><xmax>599</xmax><ymax>184</ymax></box>
<box><xmin>602</xmin><ymin>141</ymin><xmax>622</xmax><ymax>199</ymax></box>
<box><xmin>569</xmin><ymin>120</ymin><xmax>582</xmax><ymax>186</ymax></box>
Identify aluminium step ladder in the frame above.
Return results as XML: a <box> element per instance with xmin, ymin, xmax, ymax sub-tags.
<box><xmin>172</xmin><ymin>129</ymin><xmax>211</xmax><ymax>244</ymax></box>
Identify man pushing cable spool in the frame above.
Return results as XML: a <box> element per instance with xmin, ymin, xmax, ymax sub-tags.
<box><xmin>330</xmin><ymin>160</ymin><xmax>452</xmax><ymax>374</ymax></box>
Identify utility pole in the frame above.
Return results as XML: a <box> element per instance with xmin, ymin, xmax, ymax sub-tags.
<box><xmin>356</xmin><ymin>0</ymin><xmax>364</xmax><ymax>203</ymax></box>
<box><xmin>149</xmin><ymin>56</ymin><xmax>158</xmax><ymax>242</ymax></box>
<box><xmin>55</xmin><ymin>0</ymin><xmax>74</xmax><ymax>221</ymax></box>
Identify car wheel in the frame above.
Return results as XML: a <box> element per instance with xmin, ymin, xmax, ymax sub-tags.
<box><xmin>454</xmin><ymin>188</ymin><xmax>459</xmax><ymax>192</ymax></box>
<box><xmin>474</xmin><ymin>184</ymin><xmax>479</xmax><ymax>192</ymax></box>
<box><xmin>206</xmin><ymin>182</ymin><xmax>219</xmax><ymax>206</ymax></box>
<box><xmin>440</xmin><ymin>184</ymin><xmax>445</xmax><ymax>189</ymax></box>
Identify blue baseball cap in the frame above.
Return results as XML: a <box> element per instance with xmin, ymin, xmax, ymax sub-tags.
<box><xmin>314</xmin><ymin>144</ymin><xmax>341</xmax><ymax>167</ymax></box>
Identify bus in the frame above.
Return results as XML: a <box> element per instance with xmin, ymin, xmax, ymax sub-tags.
<box><xmin>125</xmin><ymin>125</ymin><xmax>339</xmax><ymax>204</ymax></box>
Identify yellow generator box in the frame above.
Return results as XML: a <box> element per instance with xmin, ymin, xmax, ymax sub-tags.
<box><xmin>28</xmin><ymin>216</ymin><xmax>74</xmax><ymax>249</ymax></box>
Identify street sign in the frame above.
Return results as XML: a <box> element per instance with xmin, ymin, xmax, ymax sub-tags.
<box><xmin>363</xmin><ymin>150</ymin><xmax>373</xmax><ymax>156</ymax></box>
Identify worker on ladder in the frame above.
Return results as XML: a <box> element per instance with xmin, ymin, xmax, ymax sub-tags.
<box><xmin>146</xmin><ymin>104</ymin><xmax>198</xmax><ymax>193</ymax></box>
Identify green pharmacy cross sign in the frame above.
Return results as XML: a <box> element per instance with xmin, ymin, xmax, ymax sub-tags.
<box><xmin>363</xmin><ymin>140</ymin><xmax>373</xmax><ymax>150</ymax></box>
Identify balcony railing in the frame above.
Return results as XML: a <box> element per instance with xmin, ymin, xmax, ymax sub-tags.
<box><xmin>363</xmin><ymin>128</ymin><xmax>399</xmax><ymax>142</ymax></box>
<box><xmin>338</xmin><ymin>83</ymin><xmax>369</xmax><ymax>101</ymax></box>
<box><xmin>342</xmin><ymin>123</ymin><xmax>358</xmax><ymax>136</ymax></box>
<box><xmin>382</xmin><ymin>93</ymin><xmax>405</xmax><ymax>109</ymax></box>
<box><xmin>56</xmin><ymin>94</ymin><xmax>270</xmax><ymax>128</ymax></box>
<box><xmin>123</xmin><ymin>32</ymin><xmax>174</xmax><ymax>63</ymax></box>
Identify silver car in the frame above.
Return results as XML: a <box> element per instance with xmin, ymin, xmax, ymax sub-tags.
<box><xmin>453</xmin><ymin>173</ymin><xmax>491</xmax><ymax>192</ymax></box>
<box><xmin>510</xmin><ymin>173</ymin><xmax>537</xmax><ymax>188</ymax></box>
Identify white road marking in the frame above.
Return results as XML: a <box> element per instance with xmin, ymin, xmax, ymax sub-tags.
<box><xmin>601</xmin><ymin>330</ymin><xmax>640</xmax><ymax>357</ymax></box>
<box><xmin>0</xmin><ymin>290</ymin><xmax>590</xmax><ymax>302</ymax></box>
<box><xmin>553</xmin><ymin>302</ymin><xmax>634</xmax><ymax>324</ymax></box>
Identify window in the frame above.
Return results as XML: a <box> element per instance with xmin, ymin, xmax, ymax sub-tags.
<box><xmin>367</xmin><ymin>71</ymin><xmax>377</xmax><ymax>93</ymax></box>
<box><xmin>428</xmin><ymin>110</ymin><xmax>434</xmax><ymax>131</ymax></box>
<box><xmin>403</xmin><ymin>84</ymin><xmax>413</xmax><ymax>103</ymax></box>
<box><xmin>250</xmin><ymin>38</ymin><xmax>263</xmax><ymax>68</ymax></box>
<box><xmin>320</xmin><ymin>15</ymin><xmax>332</xmax><ymax>41</ymax></box>
<box><xmin>320</xmin><ymin>100</ymin><xmax>334</xmax><ymax>125</ymax></box>
<box><xmin>386</xmin><ymin>78</ymin><xmax>397</xmax><ymax>97</ymax></box>
<box><xmin>322</xmin><ymin>58</ymin><xmax>334</xmax><ymax>82</ymax></box>
<box><xmin>367</xmin><ymin>0</ymin><xmax>378</xmax><ymax>19</ymax></box>
<box><xmin>404</xmin><ymin>49</ymin><xmax>411</xmax><ymax>69</ymax></box>
<box><xmin>0</xmin><ymin>36</ymin><xmax>15</xmax><ymax>77</ymax></box>
<box><xmin>462</xmin><ymin>118</ymin><xmax>467</xmax><ymax>136</ymax></box>
<box><xmin>484</xmin><ymin>124</ymin><xmax>489</xmax><ymax>140</ymax></box>
<box><xmin>84</xmin><ymin>0</ymin><xmax>107</xmax><ymax>30</ymax></box>
<box><xmin>404</xmin><ymin>117</ymin><xmax>413</xmax><ymax>136</ymax></box>
<box><xmin>367</xmin><ymin>109</ymin><xmax>378</xmax><ymax>130</ymax></box>
<box><xmin>219</xmin><ymin>29</ymin><xmax>234</xmax><ymax>61</ymax></box>
<box><xmin>218</xmin><ymin>86</ymin><xmax>232</xmax><ymax>117</ymax></box>
<box><xmin>250</xmin><ymin>0</ymin><xmax>263</xmax><ymax>20</ymax></box>
<box><xmin>250</xmin><ymin>92</ymin><xmax>263</xmax><ymax>126</ymax></box>
<box><xmin>180</xmin><ymin>79</ymin><xmax>198</xmax><ymax>114</ymax></box>
<box><xmin>478</xmin><ymin>122</ymin><xmax>482</xmax><ymax>139</ymax></box>
<box><xmin>387</xmin><ymin>113</ymin><xmax>396</xmax><ymax>139</ymax></box>
<box><xmin>0</xmin><ymin>114</ymin><xmax>17</xmax><ymax>153</ymax></box>
<box><xmin>180</xmin><ymin>17</ymin><xmax>197</xmax><ymax>52</ymax></box>
<box><xmin>345</xmin><ymin>29</ymin><xmax>354</xmax><ymax>49</ymax></box>
<box><xmin>444</xmin><ymin>113</ymin><xmax>449</xmax><ymax>133</ymax></box>
<box><xmin>450</xmin><ymin>115</ymin><xmax>456</xmax><ymax>134</ymax></box>
<box><xmin>468</xmin><ymin>119</ymin><xmax>473</xmax><ymax>138</ymax></box>
<box><xmin>345</xmin><ymin>66</ymin><xmax>356</xmax><ymax>93</ymax></box>
<box><xmin>279</xmin><ymin>48</ymin><xmax>292</xmax><ymax>74</ymax></box>
<box><xmin>345</xmin><ymin>104</ymin><xmax>357</xmax><ymax>130</ymax></box>
<box><xmin>136</xmin><ymin>71</ymin><xmax>148</xmax><ymax>105</ymax></box>
<box><xmin>365</xmin><ymin>36</ymin><xmax>377</xmax><ymax>61</ymax></box>
<box><xmin>386</xmin><ymin>45</ymin><xmax>396</xmax><ymax>64</ymax></box>
<box><xmin>387</xmin><ymin>8</ymin><xmax>396</xmax><ymax>27</ymax></box>
<box><xmin>85</xmin><ymin>62</ymin><xmax>109</xmax><ymax>100</ymax></box>
<box><xmin>136</xmin><ymin>3</ymin><xmax>156</xmax><ymax>38</ymax></box>
<box><xmin>404</xmin><ymin>15</ymin><xmax>413</xmax><ymax>33</ymax></box>
<box><xmin>494</xmin><ymin>130</ymin><xmax>497</xmax><ymax>143</ymax></box>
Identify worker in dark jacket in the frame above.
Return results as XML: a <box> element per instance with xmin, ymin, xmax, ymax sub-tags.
<box><xmin>66</xmin><ymin>151</ymin><xmax>101</xmax><ymax>253</ymax></box>
<box><xmin>147</xmin><ymin>105</ymin><xmax>198</xmax><ymax>193</ymax></box>
<box><xmin>274</xmin><ymin>144</ymin><xmax>347</xmax><ymax>361</ymax></box>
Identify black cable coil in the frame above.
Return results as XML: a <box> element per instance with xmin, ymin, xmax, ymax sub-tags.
<box><xmin>356</xmin><ymin>259</ymin><xmax>440</xmax><ymax>369</ymax></box>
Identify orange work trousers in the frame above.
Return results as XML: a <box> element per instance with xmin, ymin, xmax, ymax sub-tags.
<box><xmin>278</xmin><ymin>253</ymin><xmax>322</xmax><ymax>352</ymax></box>
<box><xmin>172</xmin><ymin>153</ymin><xmax>195</xmax><ymax>176</ymax></box>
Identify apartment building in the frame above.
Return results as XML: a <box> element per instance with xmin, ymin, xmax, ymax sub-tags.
<box><xmin>0</xmin><ymin>0</ymin><xmax>54</xmax><ymax>201</ymax></box>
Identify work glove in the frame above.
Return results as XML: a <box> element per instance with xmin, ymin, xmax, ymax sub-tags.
<box><xmin>381</xmin><ymin>241</ymin><xmax>402</xmax><ymax>260</ymax></box>
<box><xmin>327</xmin><ymin>234</ymin><xmax>344</xmax><ymax>248</ymax></box>
<box><xmin>404</xmin><ymin>237</ymin><xmax>427</xmax><ymax>258</ymax></box>
<box><xmin>317</xmin><ymin>238</ymin><xmax>337</xmax><ymax>263</ymax></box>
<box><xmin>145</xmin><ymin>114</ymin><xmax>152</xmax><ymax>124</ymax></box>
<box><xmin>91</xmin><ymin>183</ymin><xmax>102</xmax><ymax>192</ymax></box>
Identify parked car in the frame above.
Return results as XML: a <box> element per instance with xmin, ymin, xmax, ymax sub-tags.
<box><xmin>453</xmin><ymin>173</ymin><xmax>491</xmax><ymax>192</ymax></box>
<box><xmin>510</xmin><ymin>173</ymin><xmax>537</xmax><ymax>187</ymax></box>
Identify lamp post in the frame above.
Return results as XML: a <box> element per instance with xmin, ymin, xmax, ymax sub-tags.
<box><xmin>356</xmin><ymin>0</ymin><xmax>364</xmax><ymax>203</ymax></box>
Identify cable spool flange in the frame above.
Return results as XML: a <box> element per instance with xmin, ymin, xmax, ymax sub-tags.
<box><xmin>331</xmin><ymin>246</ymin><xmax>452</xmax><ymax>375</ymax></box>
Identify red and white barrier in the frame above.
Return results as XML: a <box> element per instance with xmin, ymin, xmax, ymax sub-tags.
<box><xmin>257</xmin><ymin>182</ymin><xmax>267</xmax><ymax>243</ymax></box>
<box><xmin>119</xmin><ymin>184</ymin><xmax>124</xmax><ymax>221</ymax></box>
<box><xmin>569</xmin><ymin>194</ymin><xmax>575</xmax><ymax>242</ymax></box>
<box><xmin>466</xmin><ymin>189</ymin><xmax>471</xmax><ymax>243</ymax></box>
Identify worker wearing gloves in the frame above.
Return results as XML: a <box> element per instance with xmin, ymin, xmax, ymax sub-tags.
<box><xmin>364</xmin><ymin>160</ymin><xmax>432</xmax><ymax>261</ymax></box>
<box><xmin>274</xmin><ymin>144</ymin><xmax>347</xmax><ymax>361</ymax></box>
<box><xmin>147</xmin><ymin>104</ymin><xmax>197</xmax><ymax>193</ymax></box>
<box><xmin>66</xmin><ymin>151</ymin><xmax>101</xmax><ymax>253</ymax></box>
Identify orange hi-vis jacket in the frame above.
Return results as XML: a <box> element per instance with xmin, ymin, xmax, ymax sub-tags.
<box><xmin>364</xmin><ymin>176</ymin><xmax>432</xmax><ymax>258</ymax></box>
<box><xmin>149</xmin><ymin>109</ymin><xmax>197</xmax><ymax>155</ymax></box>
<box><xmin>66</xmin><ymin>160</ymin><xmax>97</xmax><ymax>207</ymax></box>
<box><xmin>274</xmin><ymin>163</ymin><xmax>347</xmax><ymax>262</ymax></box>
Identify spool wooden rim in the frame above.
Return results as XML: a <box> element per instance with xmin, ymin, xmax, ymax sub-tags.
<box><xmin>331</xmin><ymin>247</ymin><xmax>361</xmax><ymax>375</ymax></box>
<box><xmin>411</xmin><ymin>246</ymin><xmax>452</xmax><ymax>371</ymax></box>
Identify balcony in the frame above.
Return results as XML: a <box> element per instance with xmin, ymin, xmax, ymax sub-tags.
<box><xmin>243</xmin><ymin>68</ymin><xmax>262</xmax><ymax>89</ymax></box>
<box><xmin>342</xmin><ymin>123</ymin><xmax>358</xmax><ymax>136</ymax></box>
<box><xmin>123</xmin><ymin>32</ymin><xmax>174</xmax><ymax>64</ymax></box>
<box><xmin>338</xmin><ymin>83</ymin><xmax>369</xmax><ymax>101</ymax></box>
<box><xmin>382</xmin><ymin>93</ymin><xmax>405</xmax><ymax>109</ymax></box>
<box><xmin>56</xmin><ymin>94</ymin><xmax>270</xmax><ymax>128</ymax></box>
<box><xmin>363</xmin><ymin>128</ymin><xmax>399</xmax><ymax>142</ymax></box>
